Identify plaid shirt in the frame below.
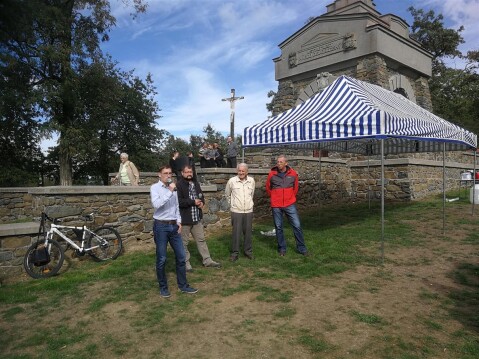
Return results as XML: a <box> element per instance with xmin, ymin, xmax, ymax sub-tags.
<box><xmin>189</xmin><ymin>181</ymin><xmax>200</xmax><ymax>223</ymax></box>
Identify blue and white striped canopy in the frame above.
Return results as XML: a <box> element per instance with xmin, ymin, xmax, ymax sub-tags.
<box><xmin>243</xmin><ymin>76</ymin><xmax>477</xmax><ymax>155</ymax></box>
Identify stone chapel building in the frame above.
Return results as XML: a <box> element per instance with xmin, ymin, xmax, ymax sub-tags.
<box><xmin>270</xmin><ymin>0</ymin><xmax>433</xmax><ymax>116</ymax></box>
<box><xmin>246</xmin><ymin>0</ymin><xmax>474</xmax><ymax>202</ymax></box>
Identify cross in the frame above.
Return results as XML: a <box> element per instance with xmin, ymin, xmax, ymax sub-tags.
<box><xmin>222</xmin><ymin>88</ymin><xmax>244</xmax><ymax>139</ymax></box>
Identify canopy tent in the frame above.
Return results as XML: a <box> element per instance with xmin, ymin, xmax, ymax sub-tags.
<box><xmin>243</xmin><ymin>75</ymin><xmax>477</xmax><ymax>262</ymax></box>
<box><xmin>243</xmin><ymin>75</ymin><xmax>476</xmax><ymax>153</ymax></box>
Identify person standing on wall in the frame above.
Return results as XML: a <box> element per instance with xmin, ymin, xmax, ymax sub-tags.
<box><xmin>150</xmin><ymin>165</ymin><xmax>198</xmax><ymax>298</ymax></box>
<box><xmin>214</xmin><ymin>142</ymin><xmax>225</xmax><ymax>168</ymax></box>
<box><xmin>198</xmin><ymin>143</ymin><xmax>208</xmax><ymax>168</ymax></box>
<box><xmin>226</xmin><ymin>136</ymin><xmax>238</xmax><ymax>168</ymax></box>
<box><xmin>112</xmin><ymin>152</ymin><xmax>140</xmax><ymax>186</ymax></box>
<box><xmin>205</xmin><ymin>143</ymin><xmax>217</xmax><ymax>168</ymax></box>
<box><xmin>265</xmin><ymin>155</ymin><xmax>309</xmax><ymax>257</ymax></box>
<box><xmin>169</xmin><ymin>151</ymin><xmax>182</xmax><ymax>178</ymax></box>
<box><xmin>176</xmin><ymin>165</ymin><xmax>221</xmax><ymax>271</ymax></box>
<box><xmin>225</xmin><ymin>163</ymin><xmax>255</xmax><ymax>261</ymax></box>
<box><xmin>186</xmin><ymin>151</ymin><xmax>197</xmax><ymax>180</ymax></box>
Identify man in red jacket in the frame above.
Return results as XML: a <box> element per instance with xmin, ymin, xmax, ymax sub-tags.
<box><xmin>266</xmin><ymin>155</ymin><xmax>309</xmax><ymax>257</ymax></box>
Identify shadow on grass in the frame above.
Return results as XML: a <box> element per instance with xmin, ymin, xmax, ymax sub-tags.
<box><xmin>448</xmin><ymin>262</ymin><xmax>479</xmax><ymax>333</ymax></box>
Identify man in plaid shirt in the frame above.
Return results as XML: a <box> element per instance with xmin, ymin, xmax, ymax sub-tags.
<box><xmin>176</xmin><ymin>165</ymin><xmax>221</xmax><ymax>271</ymax></box>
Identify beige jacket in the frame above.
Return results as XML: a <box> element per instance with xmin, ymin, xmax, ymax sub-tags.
<box><xmin>225</xmin><ymin>175</ymin><xmax>255</xmax><ymax>213</ymax></box>
<box><xmin>116</xmin><ymin>161</ymin><xmax>140</xmax><ymax>186</ymax></box>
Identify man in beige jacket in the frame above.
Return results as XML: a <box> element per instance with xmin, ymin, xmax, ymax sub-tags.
<box><xmin>225</xmin><ymin>163</ymin><xmax>255</xmax><ymax>261</ymax></box>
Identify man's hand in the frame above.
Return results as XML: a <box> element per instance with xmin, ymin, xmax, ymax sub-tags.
<box><xmin>194</xmin><ymin>199</ymin><xmax>204</xmax><ymax>208</ymax></box>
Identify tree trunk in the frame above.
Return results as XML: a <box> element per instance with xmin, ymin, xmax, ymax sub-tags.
<box><xmin>59</xmin><ymin>132</ymin><xmax>73</xmax><ymax>185</ymax></box>
<box><xmin>99</xmin><ymin>128</ymin><xmax>110</xmax><ymax>185</ymax></box>
<box><xmin>58</xmin><ymin>1</ymin><xmax>75</xmax><ymax>186</ymax></box>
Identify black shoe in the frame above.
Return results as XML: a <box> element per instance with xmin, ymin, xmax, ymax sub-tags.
<box><xmin>160</xmin><ymin>288</ymin><xmax>171</xmax><ymax>298</ymax></box>
<box><xmin>279</xmin><ymin>252</ymin><xmax>286</xmax><ymax>257</ymax></box>
<box><xmin>244</xmin><ymin>253</ymin><xmax>254</xmax><ymax>260</ymax></box>
<box><xmin>300</xmin><ymin>251</ymin><xmax>310</xmax><ymax>257</ymax></box>
<box><xmin>180</xmin><ymin>286</ymin><xmax>198</xmax><ymax>294</ymax></box>
<box><xmin>229</xmin><ymin>255</ymin><xmax>238</xmax><ymax>262</ymax></box>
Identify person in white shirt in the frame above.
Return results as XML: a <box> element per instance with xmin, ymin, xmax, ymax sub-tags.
<box><xmin>150</xmin><ymin>165</ymin><xmax>198</xmax><ymax>298</ymax></box>
<box><xmin>225</xmin><ymin>163</ymin><xmax>255</xmax><ymax>261</ymax></box>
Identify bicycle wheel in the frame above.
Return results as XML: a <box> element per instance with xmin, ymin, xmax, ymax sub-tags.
<box><xmin>87</xmin><ymin>227</ymin><xmax>122</xmax><ymax>261</ymax></box>
<box><xmin>23</xmin><ymin>239</ymin><xmax>64</xmax><ymax>279</ymax></box>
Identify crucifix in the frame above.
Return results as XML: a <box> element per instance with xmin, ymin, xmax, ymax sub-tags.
<box><xmin>222</xmin><ymin>88</ymin><xmax>244</xmax><ymax>139</ymax></box>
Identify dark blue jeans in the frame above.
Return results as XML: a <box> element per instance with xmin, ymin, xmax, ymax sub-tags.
<box><xmin>153</xmin><ymin>221</ymin><xmax>188</xmax><ymax>291</ymax></box>
<box><xmin>272</xmin><ymin>204</ymin><xmax>307</xmax><ymax>254</ymax></box>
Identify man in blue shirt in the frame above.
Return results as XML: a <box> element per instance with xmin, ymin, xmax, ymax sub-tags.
<box><xmin>150</xmin><ymin>165</ymin><xmax>198</xmax><ymax>298</ymax></box>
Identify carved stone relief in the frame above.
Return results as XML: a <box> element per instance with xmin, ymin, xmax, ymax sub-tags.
<box><xmin>290</xmin><ymin>33</ymin><xmax>357</xmax><ymax>67</ymax></box>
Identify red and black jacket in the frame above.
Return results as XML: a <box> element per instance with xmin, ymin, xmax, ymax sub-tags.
<box><xmin>265</xmin><ymin>165</ymin><xmax>299</xmax><ymax>208</ymax></box>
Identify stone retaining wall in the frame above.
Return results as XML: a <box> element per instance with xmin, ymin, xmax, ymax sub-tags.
<box><xmin>1</xmin><ymin>156</ymin><xmax>476</xmax><ymax>279</ymax></box>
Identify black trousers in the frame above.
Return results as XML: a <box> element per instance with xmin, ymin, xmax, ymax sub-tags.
<box><xmin>227</xmin><ymin>156</ymin><xmax>237</xmax><ymax>168</ymax></box>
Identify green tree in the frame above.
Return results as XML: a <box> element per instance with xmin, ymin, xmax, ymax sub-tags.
<box><xmin>409</xmin><ymin>6</ymin><xmax>479</xmax><ymax>136</ymax></box>
<box><xmin>0</xmin><ymin>50</ymin><xmax>44</xmax><ymax>186</ymax></box>
<box><xmin>408</xmin><ymin>7</ymin><xmax>464</xmax><ymax>72</ymax></box>
<box><xmin>0</xmin><ymin>0</ymin><xmax>147</xmax><ymax>185</ymax></box>
<box><xmin>266</xmin><ymin>90</ymin><xmax>276</xmax><ymax>113</ymax></box>
<box><xmin>158</xmin><ymin>135</ymin><xmax>191</xmax><ymax>166</ymax></box>
<box><xmin>68</xmin><ymin>58</ymin><xmax>163</xmax><ymax>184</ymax></box>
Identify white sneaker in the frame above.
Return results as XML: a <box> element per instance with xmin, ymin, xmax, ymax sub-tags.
<box><xmin>261</xmin><ymin>229</ymin><xmax>276</xmax><ymax>237</ymax></box>
<box><xmin>204</xmin><ymin>260</ymin><xmax>221</xmax><ymax>268</ymax></box>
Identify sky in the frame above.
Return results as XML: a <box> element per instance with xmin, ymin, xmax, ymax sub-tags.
<box><xmin>83</xmin><ymin>0</ymin><xmax>479</xmax><ymax>144</ymax></box>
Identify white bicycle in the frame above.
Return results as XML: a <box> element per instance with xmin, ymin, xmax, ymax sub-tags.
<box><xmin>23</xmin><ymin>212</ymin><xmax>123</xmax><ymax>279</ymax></box>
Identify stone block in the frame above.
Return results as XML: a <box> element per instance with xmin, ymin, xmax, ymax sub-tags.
<box><xmin>136</xmin><ymin>232</ymin><xmax>153</xmax><ymax>241</ymax></box>
<box><xmin>119</xmin><ymin>214</ymin><xmax>144</xmax><ymax>223</ymax></box>
<box><xmin>1</xmin><ymin>236</ymin><xmax>32</xmax><ymax>248</ymax></box>
<box><xmin>0</xmin><ymin>250</ymin><xmax>14</xmax><ymax>262</ymax></box>
<box><xmin>113</xmin><ymin>205</ymin><xmax>127</xmax><ymax>213</ymax></box>
<box><xmin>128</xmin><ymin>204</ymin><xmax>142</xmax><ymax>211</ymax></box>
<box><xmin>46</xmin><ymin>206</ymin><xmax>83</xmax><ymax>218</ymax></box>
<box><xmin>131</xmin><ymin>222</ymin><xmax>144</xmax><ymax>232</ymax></box>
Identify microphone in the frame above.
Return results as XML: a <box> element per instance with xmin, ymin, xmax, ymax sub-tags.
<box><xmin>166</xmin><ymin>178</ymin><xmax>177</xmax><ymax>191</ymax></box>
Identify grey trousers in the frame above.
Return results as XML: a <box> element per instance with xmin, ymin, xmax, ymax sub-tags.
<box><xmin>181</xmin><ymin>223</ymin><xmax>213</xmax><ymax>267</ymax></box>
<box><xmin>231</xmin><ymin>212</ymin><xmax>254</xmax><ymax>257</ymax></box>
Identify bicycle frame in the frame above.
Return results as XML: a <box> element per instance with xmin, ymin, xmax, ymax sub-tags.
<box><xmin>46</xmin><ymin>223</ymin><xmax>103</xmax><ymax>254</ymax></box>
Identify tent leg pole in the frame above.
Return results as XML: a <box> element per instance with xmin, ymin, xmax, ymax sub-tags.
<box><xmin>473</xmin><ymin>151</ymin><xmax>477</xmax><ymax>216</ymax></box>
<box><xmin>242</xmin><ymin>148</ymin><xmax>245</xmax><ymax>163</ymax></box>
<box><xmin>318</xmin><ymin>152</ymin><xmax>322</xmax><ymax>219</ymax></box>
<box><xmin>368</xmin><ymin>155</ymin><xmax>371</xmax><ymax>211</ymax></box>
<box><xmin>380</xmin><ymin>139</ymin><xmax>385</xmax><ymax>265</ymax></box>
<box><xmin>442</xmin><ymin>143</ymin><xmax>446</xmax><ymax>236</ymax></box>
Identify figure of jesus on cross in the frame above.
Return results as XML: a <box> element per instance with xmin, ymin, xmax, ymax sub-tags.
<box><xmin>222</xmin><ymin>89</ymin><xmax>244</xmax><ymax>139</ymax></box>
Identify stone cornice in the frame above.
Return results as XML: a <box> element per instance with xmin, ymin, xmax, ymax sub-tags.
<box><xmin>349</xmin><ymin>158</ymin><xmax>475</xmax><ymax>169</ymax></box>
<box><xmin>0</xmin><ymin>184</ymin><xmax>218</xmax><ymax>194</ymax></box>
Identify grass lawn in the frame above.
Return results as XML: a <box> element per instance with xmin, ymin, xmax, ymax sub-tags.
<box><xmin>1</xmin><ymin>194</ymin><xmax>478</xmax><ymax>358</ymax></box>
